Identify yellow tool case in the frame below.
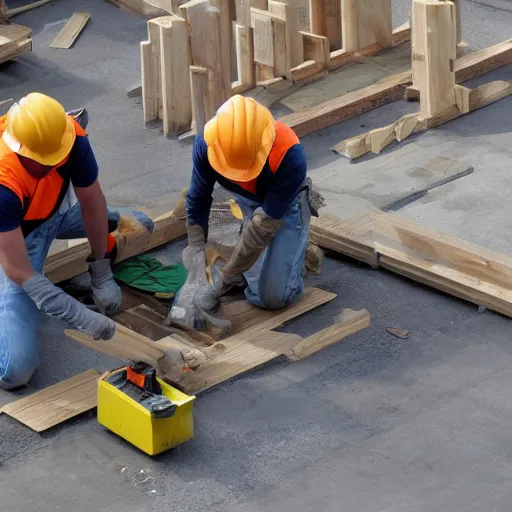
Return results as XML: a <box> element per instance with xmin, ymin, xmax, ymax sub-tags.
<box><xmin>98</xmin><ymin>368</ymin><xmax>196</xmax><ymax>455</ymax></box>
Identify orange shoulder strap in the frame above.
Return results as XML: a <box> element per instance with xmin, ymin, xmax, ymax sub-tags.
<box><xmin>71</xmin><ymin>117</ymin><xmax>87</xmax><ymax>137</ymax></box>
<box><xmin>268</xmin><ymin>122</ymin><xmax>300</xmax><ymax>173</ymax></box>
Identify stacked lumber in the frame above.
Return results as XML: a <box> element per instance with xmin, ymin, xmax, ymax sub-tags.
<box><xmin>310</xmin><ymin>212</ymin><xmax>512</xmax><ymax>318</ymax></box>
<box><xmin>0</xmin><ymin>22</ymin><xmax>32</xmax><ymax>64</ymax></box>
<box><xmin>331</xmin><ymin>0</ymin><xmax>512</xmax><ymax>159</ymax></box>
<box><xmin>139</xmin><ymin>0</ymin><xmax>417</xmax><ymax>136</ymax></box>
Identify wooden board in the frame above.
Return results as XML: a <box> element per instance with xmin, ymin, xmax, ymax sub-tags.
<box><xmin>44</xmin><ymin>209</ymin><xmax>186</xmax><ymax>283</ymax></box>
<box><xmin>269</xmin><ymin>0</ymin><xmax>302</xmax><ymax>67</ymax></box>
<box><xmin>235</xmin><ymin>24</ymin><xmax>255</xmax><ymax>88</ymax></box>
<box><xmin>288</xmin><ymin>308</ymin><xmax>370</xmax><ymax>360</ymax></box>
<box><xmin>341</xmin><ymin>0</ymin><xmax>392</xmax><ymax>52</ymax></box>
<box><xmin>280</xmin><ymin>39</ymin><xmax>512</xmax><ymax>138</ymax></box>
<box><xmin>0</xmin><ymin>22</ymin><xmax>32</xmax><ymax>64</ymax></box>
<box><xmin>66</xmin><ymin>324</ymin><xmax>166</xmax><ymax>369</ymax></box>
<box><xmin>159</xmin><ymin>16</ymin><xmax>192</xmax><ymax>135</ymax></box>
<box><xmin>211</xmin><ymin>0</ymin><xmax>233</xmax><ymax>96</ymax></box>
<box><xmin>310</xmin><ymin>0</ymin><xmax>341</xmax><ymax>51</ymax></box>
<box><xmin>412</xmin><ymin>0</ymin><xmax>456</xmax><ymax>118</ymax></box>
<box><xmin>310</xmin><ymin>211</ymin><xmax>512</xmax><ymax>318</ymax></box>
<box><xmin>106</xmin><ymin>0</ymin><xmax>170</xmax><ymax>17</ymax></box>
<box><xmin>1</xmin><ymin>370</ymin><xmax>100</xmax><ymax>432</ymax></box>
<box><xmin>50</xmin><ymin>12</ymin><xmax>91</xmax><ymax>49</ymax></box>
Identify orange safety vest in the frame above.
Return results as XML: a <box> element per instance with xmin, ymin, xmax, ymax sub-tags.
<box><xmin>230</xmin><ymin>121</ymin><xmax>300</xmax><ymax>194</ymax></box>
<box><xmin>0</xmin><ymin>116</ymin><xmax>87</xmax><ymax>237</ymax></box>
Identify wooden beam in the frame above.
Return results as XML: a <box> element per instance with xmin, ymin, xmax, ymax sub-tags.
<box><xmin>190</xmin><ymin>65</ymin><xmax>210</xmax><ymax>135</ymax></box>
<box><xmin>280</xmin><ymin>39</ymin><xmax>512</xmax><ymax>138</ymax></box>
<box><xmin>342</xmin><ymin>0</ymin><xmax>392</xmax><ymax>52</ymax></box>
<box><xmin>234</xmin><ymin>24</ymin><xmax>255</xmax><ymax>89</ymax></box>
<box><xmin>288</xmin><ymin>309</ymin><xmax>370</xmax><ymax>360</ymax></box>
<box><xmin>412</xmin><ymin>0</ymin><xmax>456</xmax><ymax>118</ymax></box>
<box><xmin>160</xmin><ymin>16</ymin><xmax>192</xmax><ymax>135</ymax></box>
<box><xmin>269</xmin><ymin>0</ymin><xmax>303</xmax><ymax>67</ymax></box>
<box><xmin>310</xmin><ymin>0</ymin><xmax>341</xmax><ymax>51</ymax></box>
<box><xmin>50</xmin><ymin>12</ymin><xmax>90</xmax><ymax>49</ymax></box>
<box><xmin>332</xmin><ymin>80</ymin><xmax>512</xmax><ymax>159</ymax></box>
<box><xmin>0</xmin><ymin>23</ymin><xmax>32</xmax><ymax>64</ymax></box>
<box><xmin>310</xmin><ymin>211</ymin><xmax>512</xmax><ymax>318</ymax></box>
<box><xmin>1</xmin><ymin>370</ymin><xmax>100</xmax><ymax>431</ymax></box>
<box><xmin>6</xmin><ymin>0</ymin><xmax>52</xmax><ymax>17</ymax></box>
<box><xmin>211</xmin><ymin>0</ymin><xmax>233</xmax><ymax>97</ymax></box>
<box><xmin>45</xmin><ymin>209</ymin><xmax>187</xmax><ymax>283</ymax></box>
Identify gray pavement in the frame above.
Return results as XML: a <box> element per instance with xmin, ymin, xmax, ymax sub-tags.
<box><xmin>1</xmin><ymin>0</ymin><xmax>512</xmax><ymax>511</ymax></box>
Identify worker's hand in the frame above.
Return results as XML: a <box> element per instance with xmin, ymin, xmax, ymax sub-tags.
<box><xmin>208</xmin><ymin>262</ymin><xmax>245</xmax><ymax>298</ymax></box>
<box><xmin>23</xmin><ymin>273</ymin><xmax>116</xmax><ymax>340</ymax></box>
<box><xmin>89</xmin><ymin>259</ymin><xmax>122</xmax><ymax>315</ymax></box>
<box><xmin>156</xmin><ymin>346</ymin><xmax>190</xmax><ymax>383</ymax></box>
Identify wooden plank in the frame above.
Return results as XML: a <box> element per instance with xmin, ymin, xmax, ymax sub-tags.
<box><xmin>291</xmin><ymin>60</ymin><xmax>325</xmax><ymax>82</ymax></box>
<box><xmin>288</xmin><ymin>308</ymin><xmax>370</xmax><ymax>360</ymax></box>
<box><xmin>310</xmin><ymin>0</ymin><xmax>341</xmax><ymax>51</ymax></box>
<box><xmin>211</xmin><ymin>0</ymin><xmax>233</xmax><ymax>96</ymax></box>
<box><xmin>301</xmin><ymin>31</ymin><xmax>330</xmax><ymax>67</ymax></box>
<box><xmin>309</xmin><ymin>211</ymin><xmax>512</xmax><ymax>318</ymax></box>
<box><xmin>412</xmin><ymin>0</ymin><xmax>456</xmax><ymax>118</ymax></box>
<box><xmin>342</xmin><ymin>0</ymin><xmax>392</xmax><ymax>52</ymax></box>
<box><xmin>392</xmin><ymin>21</ymin><xmax>410</xmax><ymax>46</ymax></box>
<box><xmin>190</xmin><ymin>65</ymin><xmax>210</xmax><ymax>135</ymax></box>
<box><xmin>223</xmin><ymin>286</ymin><xmax>337</xmax><ymax>334</ymax></box>
<box><xmin>280</xmin><ymin>39</ymin><xmax>512</xmax><ymax>138</ymax></box>
<box><xmin>45</xmin><ymin>209</ymin><xmax>186</xmax><ymax>283</ymax></box>
<box><xmin>251</xmin><ymin>8</ymin><xmax>275</xmax><ymax>67</ymax></box>
<box><xmin>6</xmin><ymin>0</ymin><xmax>52</xmax><ymax>17</ymax></box>
<box><xmin>235</xmin><ymin>24</ymin><xmax>255</xmax><ymax>88</ymax></box>
<box><xmin>180</xmin><ymin>0</ymin><xmax>227</xmax><ymax>113</ymax></box>
<box><xmin>66</xmin><ymin>324</ymin><xmax>166</xmax><ymax>368</ymax></box>
<box><xmin>50</xmin><ymin>12</ymin><xmax>91</xmax><ymax>49</ymax></box>
<box><xmin>1</xmin><ymin>370</ymin><xmax>100</xmax><ymax>432</ymax></box>
<box><xmin>159</xmin><ymin>16</ymin><xmax>192</xmax><ymax>135</ymax></box>
<box><xmin>0</xmin><ymin>22</ymin><xmax>32</xmax><ymax>63</ymax></box>
<box><xmin>106</xmin><ymin>0</ymin><xmax>170</xmax><ymax>17</ymax></box>
<box><xmin>281</xmin><ymin>71</ymin><xmax>410</xmax><ymax>137</ymax></box>
<box><xmin>269</xmin><ymin>0</ymin><xmax>303</xmax><ymax>67</ymax></box>
<box><xmin>235</xmin><ymin>0</ymin><xmax>267</xmax><ymax>26</ymax></box>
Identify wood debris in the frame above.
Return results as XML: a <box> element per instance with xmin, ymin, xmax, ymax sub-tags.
<box><xmin>50</xmin><ymin>12</ymin><xmax>90</xmax><ymax>49</ymax></box>
<box><xmin>387</xmin><ymin>328</ymin><xmax>409</xmax><ymax>340</ymax></box>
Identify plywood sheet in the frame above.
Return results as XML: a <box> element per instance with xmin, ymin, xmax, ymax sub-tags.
<box><xmin>1</xmin><ymin>370</ymin><xmax>100</xmax><ymax>432</ymax></box>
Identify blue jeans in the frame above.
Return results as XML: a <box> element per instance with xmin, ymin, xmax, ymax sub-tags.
<box><xmin>236</xmin><ymin>191</ymin><xmax>311</xmax><ymax>310</ymax></box>
<box><xmin>0</xmin><ymin>196</ymin><xmax>119</xmax><ymax>390</ymax></box>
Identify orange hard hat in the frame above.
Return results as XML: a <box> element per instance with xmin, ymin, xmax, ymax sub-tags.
<box><xmin>2</xmin><ymin>93</ymin><xmax>76</xmax><ymax>166</ymax></box>
<box><xmin>204</xmin><ymin>95</ymin><xmax>276</xmax><ymax>182</ymax></box>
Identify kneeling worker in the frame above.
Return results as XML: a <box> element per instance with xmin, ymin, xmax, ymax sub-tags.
<box><xmin>183</xmin><ymin>95</ymin><xmax>316</xmax><ymax>316</ymax></box>
<box><xmin>0</xmin><ymin>93</ymin><xmax>120</xmax><ymax>389</ymax></box>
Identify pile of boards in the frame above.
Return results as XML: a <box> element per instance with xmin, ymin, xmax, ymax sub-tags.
<box><xmin>0</xmin><ymin>22</ymin><xmax>32</xmax><ymax>64</ymax></box>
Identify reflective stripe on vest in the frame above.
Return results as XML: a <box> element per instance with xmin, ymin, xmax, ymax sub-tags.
<box><xmin>0</xmin><ymin>116</ymin><xmax>86</xmax><ymax>236</ymax></box>
<box><xmin>230</xmin><ymin>121</ymin><xmax>300</xmax><ymax>194</ymax></box>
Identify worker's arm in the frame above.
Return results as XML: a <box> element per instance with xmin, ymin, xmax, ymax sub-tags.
<box><xmin>185</xmin><ymin>135</ymin><xmax>217</xmax><ymax>240</ymax></box>
<box><xmin>74</xmin><ymin>180</ymin><xmax>108</xmax><ymax>261</ymax></box>
<box><xmin>0</xmin><ymin>227</ymin><xmax>35</xmax><ymax>285</ymax></box>
<box><xmin>218</xmin><ymin>145</ymin><xmax>307</xmax><ymax>287</ymax></box>
<box><xmin>71</xmin><ymin>137</ymin><xmax>122</xmax><ymax>315</ymax></box>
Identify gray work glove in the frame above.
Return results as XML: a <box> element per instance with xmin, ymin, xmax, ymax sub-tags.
<box><xmin>23</xmin><ymin>274</ymin><xmax>116</xmax><ymax>340</ymax></box>
<box><xmin>89</xmin><ymin>259</ymin><xmax>122</xmax><ymax>315</ymax></box>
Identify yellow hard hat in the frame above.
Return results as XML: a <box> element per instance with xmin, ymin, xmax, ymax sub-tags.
<box><xmin>204</xmin><ymin>95</ymin><xmax>276</xmax><ymax>182</ymax></box>
<box><xmin>2</xmin><ymin>93</ymin><xmax>76</xmax><ymax>166</ymax></box>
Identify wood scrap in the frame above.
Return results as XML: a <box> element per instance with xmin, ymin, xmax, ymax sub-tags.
<box><xmin>301</xmin><ymin>31</ymin><xmax>330</xmax><ymax>68</ymax></box>
<box><xmin>50</xmin><ymin>12</ymin><xmax>90</xmax><ymax>49</ymax></box>
<box><xmin>391</xmin><ymin>21</ymin><xmax>410</xmax><ymax>46</ymax></box>
<box><xmin>0</xmin><ymin>98</ymin><xmax>13</xmax><ymax>107</ymax></box>
<box><xmin>310</xmin><ymin>211</ymin><xmax>512</xmax><ymax>318</ymax></box>
<box><xmin>387</xmin><ymin>327</ymin><xmax>409</xmax><ymax>339</ymax></box>
<box><xmin>332</xmin><ymin>80</ymin><xmax>512</xmax><ymax>159</ymax></box>
<box><xmin>288</xmin><ymin>308</ymin><xmax>370</xmax><ymax>360</ymax></box>
<box><xmin>106</xmin><ymin>0</ymin><xmax>170</xmax><ymax>17</ymax></box>
<box><xmin>1</xmin><ymin>370</ymin><xmax>100</xmax><ymax>432</ymax></box>
<box><xmin>126</xmin><ymin>83</ymin><xmax>142</xmax><ymax>98</ymax></box>
<box><xmin>6</xmin><ymin>0</ymin><xmax>53</xmax><ymax>18</ymax></box>
<box><xmin>280</xmin><ymin>39</ymin><xmax>512</xmax><ymax>138</ymax></box>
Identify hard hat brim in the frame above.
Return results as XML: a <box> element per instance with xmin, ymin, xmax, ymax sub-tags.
<box><xmin>3</xmin><ymin>115</ymin><xmax>76</xmax><ymax>166</ymax></box>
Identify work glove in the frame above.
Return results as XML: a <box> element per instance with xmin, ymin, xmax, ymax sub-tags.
<box><xmin>89</xmin><ymin>259</ymin><xmax>122</xmax><ymax>315</ymax></box>
<box><xmin>23</xmin><ymin>274</ymin><xmax>116</xmax><ymax>340</ymax></box>
<box><xmin>215</xmin><ymin>207</ymin><xmax>282</xmax><ymax>293</ymax></box>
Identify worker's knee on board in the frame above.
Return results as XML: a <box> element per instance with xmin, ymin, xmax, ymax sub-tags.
<box><xmin>257</xmin><ymin>285</ymin><xmax>304</xmax><ymax>311</ymax></box>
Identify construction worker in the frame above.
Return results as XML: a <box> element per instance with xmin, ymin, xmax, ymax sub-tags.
<box><xmin>180</xmin><ymin>95</ymin><xmax>320</xmax><ymax>320</ymax></box>
<box><xmin>0</xmin><ymin>93</ymin><xmax>120</xmax><ymax>390</ymax></box>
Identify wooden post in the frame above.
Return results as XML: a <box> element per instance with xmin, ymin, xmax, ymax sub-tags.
<box><xmin>211</xmin><ymin>0</ymin><xmax>233</xmax><ymax>96</ymax></box>
<box><xmin>160</xmin><ymin>17</ymin><xmax>192</xmax><ymax>135</ymax></box>
<box><xmin>310</xmin><ymin>0</ymin><xmax>341</xmax><ymax>51</ymax></box>
<box><xmin>190</xmin><ymin>65</ymin><xmax>212</xmax><ymax>135</ymax></box>
<box><xmin>269</xmin><ymin>0</ymin><xmax>303</xmax><ymax>67</ymax></box>
<box><xmin>412</xmin><ymin>0</ymin><xmax>456</xmax><ymax>118</ymax></box>
<box><xmin>235</xmin><ymin>0</ymin><xmax>267</xmax><ymax>25</ymax></box>
<box><xmin>180</xmin><ymin>0</ymin><xmax>228</xmax><ymax>114</ymax></box>
<box><xmin>235</xmin><ymin>23</ymin><xmax>255</xmax><ymax>88</ymax></box>
<box><xmin>453</xmin><ymin>0</ymin><xmax>461</xmax><ymax>45</ymax></box>
<box><xmin>341</xmin><ymin>0</ymin><xmax>392</xmax><ymax>52</ymax></box>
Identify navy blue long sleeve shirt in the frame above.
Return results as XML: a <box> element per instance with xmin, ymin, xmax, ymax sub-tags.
<box><xmin>186</xmin><ymin>135</ymin><xmax>307</xmax><ymax>235</ymax></box>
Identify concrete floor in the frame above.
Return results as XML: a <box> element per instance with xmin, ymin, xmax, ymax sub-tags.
<box><xmin>1</xmin><ymin>0</ymin><xmax>512</xmax><ymax>510</ymax></box>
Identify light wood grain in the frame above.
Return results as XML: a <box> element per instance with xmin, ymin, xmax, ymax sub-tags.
<box><xmin>412</xmin><ymin>0</ymin><xmax>456</xmax><ymax>118</ymax></box>
<box><xmin>310</xmin><ymin>0</ymin><xmax>341</xmax><ymax>51</ymax></box>
<box><xmin>342</xmin><ymin>0</ymin><xmax>392</xmax><ymax>52</ymax></box>
<box><xmin>269</xmin><ymin>0</ymin><xmax>303</xmax><ymax>67</ymax></box>
<box><xmin>235</xmin><ymin>24</ymin><xmax>255</xmax><ymax>88</ymax></box>
<box><xmin>50</xmin><ymin>12</ymin><xmax>90</xmax><ymax>49</ymax></box>
<box><xmin>1</xmin><ymin>370</ymin><xmax>100</xmax><ymax>432</ymax></box>
<box><xmin>190</xmin><ymin>65</ymin><xmax>210</xmax><ymax>134</ymax></box>
<box><xmin>301</xmin><ymin>31</ymin><xmax>330</xmax><ymax>67</ymax></box>
<box><xmin>211</xmin><ymin>0</ymin><xmax>233</xmax><ymax>97</ymax></box>
<box><xmin>0</xmin><ymin>22</ymin><xmax>32</xmax><ymax>63</ymax></box>
<box><xmin>288</xmin><ymin>309</ymin><xmax>370</xmax><ymax>360</ymax></box>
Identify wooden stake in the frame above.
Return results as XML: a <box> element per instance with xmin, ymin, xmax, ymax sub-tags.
<box><xmin>412</xmin><ymin>0</ymin><xmax>456</xmax><ymax>118</ymax></box>
<box><xmin>190</xmin><ymin>65</ymin><xmax>210</xmax><ymax>135</ymax></box>
<box><xmin>341</xmin><ymin>0</ymin><xmax>392</xmax><ymax>52</ymax></box>
<box><xmin>234</xmin><ymin>24</ymin><xmax>255</xmax><ymax>88</ymax></box>
<box><xmin>160</xmin><ymin>16</ymin><xmax>192</xmax><ymax>135</ymax></box>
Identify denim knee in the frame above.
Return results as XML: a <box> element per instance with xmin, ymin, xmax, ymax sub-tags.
<box><xmin>256</xmin><ymin>283</ymin><xmax>304</xmax><ymax>311</ymax></box>
<box><xmin>0</xmin><ymin>348</ymin><xmax>40</xmax><ymax>390</ymax></box>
